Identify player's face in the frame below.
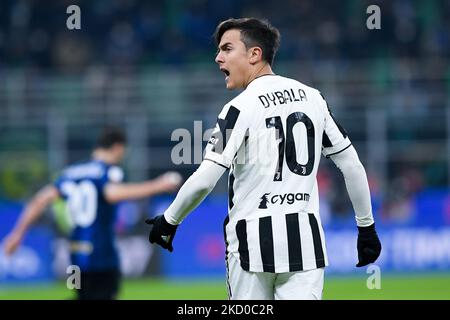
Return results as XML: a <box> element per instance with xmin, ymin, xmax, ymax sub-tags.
<box><xmin>215</xmin><ymin>29</ymin><xmax>252</xmax><ymax>90</ymax></box>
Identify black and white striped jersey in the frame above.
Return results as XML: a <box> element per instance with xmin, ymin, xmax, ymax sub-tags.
<box><xmin>204</xmin><ymin>75</ymin><xmax>351</xmax><ymax>273</ymax></box>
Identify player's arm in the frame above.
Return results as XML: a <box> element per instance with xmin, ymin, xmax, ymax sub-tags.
<box><xmin>319</xmin><ymin>90</ymin><xmax>373</xmax><ymax>225</ymax></box>
<box><xmin>329</xmin><ymin>145</ymin><xmax>373</xmax><ymax>227</ymax></box>
<box><xmin>146</xmin><ymin>160</ymin><xmax>226</xmax><ymax>252</ymax></box>
<box><xmin>329</xmin><ymin>145</ymin><xmax>381</xmax><ymax>267</ymax></box>
<box><xmin>318</xmin><ymin>90</ymin><xmax>381</xmax><ymax>266</ymax></box>
<box><xmin>103</xmin><ymin>172</ymin><xmax>182</xmax><ymax>203</ymax></box>
<box><xmin>164</xmin><ymin>160</ymin><xmax>226</xmax><ymax>225</ymax></box>
<box><xmin>2</xmin><ymin>184</ymin><xmax>59</xmax><ymax>255</ymax></box>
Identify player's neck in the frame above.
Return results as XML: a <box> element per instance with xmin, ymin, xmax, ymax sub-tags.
<box><xmin>92</xmin><ymin>149</ymin><xmax>117</xmax><ymax>165</ymax></box>
<box><xmin>244</xmin><ymin>63</ymin><xmax>274</xmax><ymax>88</ymax></box>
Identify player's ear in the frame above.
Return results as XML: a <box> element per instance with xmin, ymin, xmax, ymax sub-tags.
<box><xmin>248</xmin><ymin>47</ymin><xmax>263</xmax><ymax>64</ymax></box>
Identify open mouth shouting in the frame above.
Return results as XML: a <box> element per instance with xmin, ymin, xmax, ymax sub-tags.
<box><xmin>220</xmin><ymin>67</ymin><xmax>230</xmax><ymax>82</ymax></box>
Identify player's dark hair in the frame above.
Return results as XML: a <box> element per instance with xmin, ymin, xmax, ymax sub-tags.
<box><xmin>214</xmin><ymin>18</ymin><xmax>280</xmax><ymax>66</ymax></box>
<box><xmin>95</xmin><ymin>126</ymin><xmax>127</xmax><ymax>149</ymax></box>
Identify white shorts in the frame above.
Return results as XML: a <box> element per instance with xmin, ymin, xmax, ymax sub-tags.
<box><xmin>226</xmin><ymin>253</ymin><xmax>324</xmax><ymax>300</ymax></box>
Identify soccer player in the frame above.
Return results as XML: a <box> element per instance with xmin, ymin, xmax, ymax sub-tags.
<box><xmin>2</xmin><ymin>127</ymin><xmax>182</xmax><ymax>300</ymax></box>
<box><xmin>146</xmin><ymin>18</ymin><xmax>381</xmax><ymax>300</ymax></box>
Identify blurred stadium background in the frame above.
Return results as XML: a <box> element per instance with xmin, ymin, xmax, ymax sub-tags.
<box><xmin>1</xmin><ymin>0</ymin><xmax>450</xmax><ymax>299</ymax></box>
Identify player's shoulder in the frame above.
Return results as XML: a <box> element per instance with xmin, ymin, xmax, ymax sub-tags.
<box><xmin>218</xmin><ymin>90</ymin><xmax>252</xmax><ymax>119</ymax></box>
<box><xmin>61</xmin><ymin>159</ymin><xmax>110</xmax><ymax>181</ymax></box>
<box><xmin>61</xmin><ymin>160</ymin><xmax>92</xmax><ymax>176</ymax></box>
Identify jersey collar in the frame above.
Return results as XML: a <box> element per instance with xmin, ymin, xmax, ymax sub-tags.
<box><xmin>246</xmin><ymin>73</ymin><xmax>278</xmax><ymax>88</ymax></box>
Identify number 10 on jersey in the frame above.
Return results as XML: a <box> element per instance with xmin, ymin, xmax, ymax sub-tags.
<box><xmin>265</xmin><ymin>112</ymin><xmax>315</xmax><ymax>181</ymax></box>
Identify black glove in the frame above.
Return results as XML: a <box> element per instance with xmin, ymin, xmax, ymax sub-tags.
<box><xmin>356</xmin><ymin>223</ymin><xmax>381</xmax><ymax>267</ymax></box>
<box><xmin>145</xmin><ymin>215</ymin><xmax>178</xmax><ymax>252</ymax></box>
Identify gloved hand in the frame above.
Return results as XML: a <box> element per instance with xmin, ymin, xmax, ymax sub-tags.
<box><xmin>356</xmin><ymin>223</ymin><xmax>381</xmax><ymax>267</ymax></box>
<box><xmin>145</xmin><ymin>214</ymin><xmax>178</xmax><ymax>252</ymax></box>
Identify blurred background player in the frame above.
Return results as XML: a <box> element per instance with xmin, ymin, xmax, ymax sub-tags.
<box><xmin>2</xmin><ymin>126</ymin><xmax>182</xmax><ymax>300</ymax></box>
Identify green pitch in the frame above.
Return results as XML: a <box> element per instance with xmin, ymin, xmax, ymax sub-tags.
<box><xmin>1</xmin><ymin>273</ymin><xmax>449</xmax><ymax>300</ymax></box>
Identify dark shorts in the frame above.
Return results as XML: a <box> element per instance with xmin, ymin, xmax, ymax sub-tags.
<box><xmin>77</xmin><ymin>269</ymin><xmax>121</xmax><ymax>300</ymax></box>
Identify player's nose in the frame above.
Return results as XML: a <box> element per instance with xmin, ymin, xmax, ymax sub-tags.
<box><xmin>215</xmin><ymin>52</ymin><xmax>224</xmax><ymax>64</ymax></box>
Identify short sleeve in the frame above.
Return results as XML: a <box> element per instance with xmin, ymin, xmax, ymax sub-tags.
<box><xmin>107</xmin><ymin>166</ymin><xmax>124</xmax><ymax>183</ymax></box>
<box><xmin>204</xmin><ymin>104</ymin><xmax>249</xmax><ymax>168</ymax></box>
<box><xmin>319</xmin><ymin>93</ymin><xmax>352</xmax><ymax>158</ymax></box>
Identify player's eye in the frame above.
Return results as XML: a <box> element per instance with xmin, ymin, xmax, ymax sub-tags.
<box><xmin>217</xmin><ymin>46</ymin><xmax>231</xmax><ymax>54</ymax></box>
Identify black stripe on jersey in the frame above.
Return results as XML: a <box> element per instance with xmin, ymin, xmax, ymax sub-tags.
<box><xmin>259</xmin><ymin>216</ymin><xmax>275</xmax><ymax>273</ymax></box>
<box><xmin>236</xmin><ymin>219</ymin><xmax>250</xmax><ymax>271</ymax></box>
<box><xmin>325</xmin><ymin>143</ymin><xmax>352</xmax><ymax>158</ymax></box>
<box><xmin>204</xmin><ymin>158</ymin><xmax>229</xmax><ymax>169</ymax></box>
<box><xmin>308</xmin><ymin>213</ymin><xmax>325</xmax><ymax>268</ymax></box>
<box><xmin>212</xmin><ymin>105</ymin><xmax>240</xmax><ymax>153</ymax></box>
<box><xmin>286</xmin><ymin>213</ymin><xmax>303</xmax><ymax>271</ymax></box>
<box><xmin>223</xmin><ymin>215</ymin><xmax>232</xmax><ymax>299</ymax></box>
<box><xmin>228</xmin><ymin>170</ymin><xmax>235</xmax><ymax>210</ymax></box>
<box><xmin>322</xmin><ymin>132</ymin><xmax>333</xmax><ymax>148</ymax></box>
